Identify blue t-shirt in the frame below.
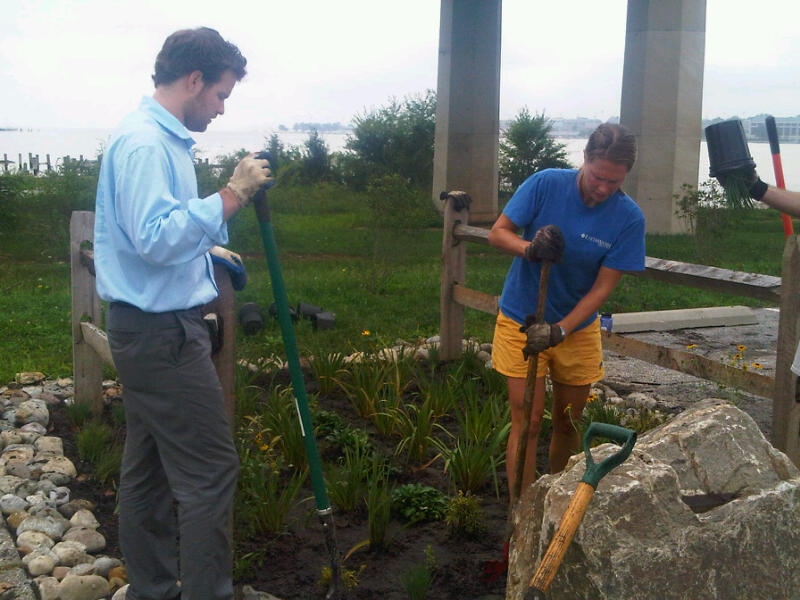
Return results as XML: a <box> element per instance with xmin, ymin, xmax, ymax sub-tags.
<box><xmin>498</xmin><ymin>168</ymin><xmax>645</xmax><ymax>330</ymax></box>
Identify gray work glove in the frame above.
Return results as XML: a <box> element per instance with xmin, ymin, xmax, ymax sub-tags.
<box><xmin>524</xmin><ymin>224</ymin><xmax>565</xmax><ymax>263</ymax></box>
<box><xmin>439</xmin><ymin>190</ymin><xmax>472</xmax><ymax>211</ymax></box>
<box><xmin>521</xmin><ymin>322</ymin><xmax>565</xmax><ymax>359</ymax></box>
<box><xmin>226</xmin><ymin>154</ymin><xmax>273</xmax><ymax>207</ymax></box>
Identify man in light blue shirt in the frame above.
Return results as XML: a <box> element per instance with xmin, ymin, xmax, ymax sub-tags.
<box><xmin>94</xmin><ymin>27</ymin><xmax>271</xmax><ymax>600</ymax></box>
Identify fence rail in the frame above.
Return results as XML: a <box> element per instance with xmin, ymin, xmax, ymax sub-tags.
<box><xmin>438</xmin><ymin>199</ymin><xmax>800</xmax><ymax>465</ymax></box>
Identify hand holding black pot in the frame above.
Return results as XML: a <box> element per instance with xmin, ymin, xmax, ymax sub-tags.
<box><xmin>716</xmin><ymin>166</ymin><xmax>768</xmax><ymax>202</ymax></box>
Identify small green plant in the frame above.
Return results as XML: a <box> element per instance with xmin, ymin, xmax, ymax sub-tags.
<box><xmin>399</xmin><ymin>545</ymin><xmax>438</xmax><ymax>600</ymax></box>
<box><xmin>263</xmin><ymin>385</ymin><xmax>308</xmax><ymax>471</ymax></box>
<box><xmin>332</xmin><ymin>356</ymin><xmax>391</xmax><ymax>418</ymax></box>
<box><xmin>392</xmin><ymin>398</ymin><xmax>437</xmax><ymax>465</ymax></box>
<box><xmin>319</xmin><ymin>564</ymin><xmax>363</xmax><ymax>592</ymax></box>
<box><xmin>92</xmin><ymin>445</ymin><xmax>123</xmax><ymax>485</ymax></box>
<box><xmin>76</xmin><ymin>420</ymin><xmax>112</xmax><ymax>463</ymax></box>
<box><xmin>326</xmin><ymin>444</ymin><xmax>372</xmax><ymax>514</ymax></box>
<box><xmin>365</xmin><ymin>455</ymin><xmax>393</xmax><ymax>549</ymax></box>
<box><xmin>310</xmin><ymin>350</ymin><xmax>348</xmax><ymax>396</ymax></box>
<box><xmin>390</xmin><ymin>484</ymin><xmax>448</xmax><ymax>524</ymax></box>
<box><xmin>421</xmin><ymin>377</ymin><xmax>457</xmax><ymax>419</ymax></box>
<box><xmin>65</xmin><ymin>402</ymin><xmax>93</xmax><ymax>428</ymax></box>
<box><xmin>234</xmin><ymin>412</ymin><xmax>307</xmax><ymax>536</ymax></box>
<box><xmin>445</xmin><ymin>491</ymin><xmax>485</xmax><ymax>538</ymax></box>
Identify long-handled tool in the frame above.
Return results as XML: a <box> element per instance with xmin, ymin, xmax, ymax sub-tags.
<box><xmin>511</xmin><ymin>259</ymin><xmax>552</xmax><ymax>504</ymax></box>
<box><xmin>252</xmin><ymin>153</ymin><xmax>341</xmax><ymax>599</ymax></box>
<box><xmin>525</xmin><ymin>422</ymin><xmax>637</xmax><ymax>600</ymax></box>
<box><xmin>765</xmin><ymin>115</ymin><xmax>794</xmax><ymax>238</ymax></box>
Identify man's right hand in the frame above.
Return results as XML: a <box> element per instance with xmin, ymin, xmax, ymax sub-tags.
<box><xmin>226</xmin><ymin>154</ymin><xmax>273</xmax><ymax>207</ymax></box>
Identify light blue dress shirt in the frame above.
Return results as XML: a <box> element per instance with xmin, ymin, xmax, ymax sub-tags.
<box><xmin>94</xmin><ymin>96</ymin><xmax>228</xmax><ymax>312</ymax></box>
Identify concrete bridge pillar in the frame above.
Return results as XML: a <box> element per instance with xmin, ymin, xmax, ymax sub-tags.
<box><xmin>432</xmin><ymin>0</ymin><xmax>501</xmax><ymax>224</ymax></box>
<box><xmin>620</xmin><ymin>0</ymin><xmax>707</xmax><ymax>234</ymax></box>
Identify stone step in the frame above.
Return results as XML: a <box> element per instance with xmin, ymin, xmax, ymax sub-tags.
<box><xmin>609</xmin><ymin>305</ymin><xmax>758</xmax><ymax>333</ymax></box>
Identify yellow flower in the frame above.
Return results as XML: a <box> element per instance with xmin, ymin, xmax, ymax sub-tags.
<box><xmin>361</xmin><ymin>330</ymin><xmax>371</xmax><ymax>336</ymax></box>
<box><xmin>686</xmin><ymin>344</ymin><xmax>697</xmax><ymax>350</ymax></box>
<box><xmin>737</xmin><ymin>344</ymin><xmax>747</xmax><ymax>352</ymax></box>
<box><xmin>751</xmin><ymin>362</ymin><xmax>763</xmax><ymax>370</ymax></box>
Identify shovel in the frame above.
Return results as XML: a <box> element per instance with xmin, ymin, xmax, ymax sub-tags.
<box><xmin>252</xmin><ymin>153</ymin><xmax>342</xmax><ymax>599</ymax></box>
<box><xmin>525</xmin><ymin>422</ymin><xmax>636</xmax><ymax>600</ymax></box>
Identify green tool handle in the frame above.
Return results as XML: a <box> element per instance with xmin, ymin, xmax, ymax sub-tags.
<box><xmin>580</xmin><ymin>422</ymin><xmax>637</xmax><ymax>489</ymax></box>
<box><xmin>254</xmin><ymin>196</ymin><xmax>330</xmax><ymax>512</ymax></box>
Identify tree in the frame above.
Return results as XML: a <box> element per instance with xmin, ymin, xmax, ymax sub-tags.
<box><xmin>302</xmin><ymin>129</ymin><xmax>330</xmax><ymax>181</ymax></box>
<box><xmin>499</xmin><ymin>108</ymin><xmax>572</xmax><ymax>192</ymax></box>
<box><xmin>343</xmin><ymin>90</ymin><xmax>436</xmax><ymax>190</ymax></box>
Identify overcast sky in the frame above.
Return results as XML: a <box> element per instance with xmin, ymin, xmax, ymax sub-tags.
<box><xmin>1</xmin><ymin>0</ymin><xmax>798</xmax><ymax>131</ymax></box>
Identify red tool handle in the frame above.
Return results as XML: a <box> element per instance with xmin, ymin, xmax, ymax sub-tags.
<box><xmin>766</xmin><ymin>115</ymin><xmax>794</xmax><ymax>237</ymax></box>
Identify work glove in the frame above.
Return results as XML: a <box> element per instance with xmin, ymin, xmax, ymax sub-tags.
<box><xmin>209</xmin><ymin>246</ymin><xmax>247</xmax><ymax>291</ymax></box>
<box><xmin>520</xmin><ymin>320</ymin><xmax>566</xmax><ymax>359</ymax></box>
<box><xmin>439</xmin><ymin>190</ymin><xmax>472</xmax><ymax>211</ymax></box>
<box><xmin>524</xmin><ymin>224</ymin><xmax>565</xmax><ymax>263</ymax></box>
<box><xmin>226</xmin><ymin>154</ymin><xmax>273</xmax><ymax>208</ymax></box>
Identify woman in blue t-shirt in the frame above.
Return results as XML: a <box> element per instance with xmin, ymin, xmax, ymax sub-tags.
<box><xmin>488</xmin><ymin>123</ymin><xmax>645</xmax><ymax>496</ymax></box>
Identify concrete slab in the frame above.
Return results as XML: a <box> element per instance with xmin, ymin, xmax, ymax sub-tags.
<box><xmin>609</xmin><ymin>305</ymin><xmax>758</xmax><ymax>333</ymax></box>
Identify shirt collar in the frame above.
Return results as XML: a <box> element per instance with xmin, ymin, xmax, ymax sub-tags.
<box><xmin>139</xmin><ymin>95</ymin><xmax>196</xmax><ymax>149</ymax></box>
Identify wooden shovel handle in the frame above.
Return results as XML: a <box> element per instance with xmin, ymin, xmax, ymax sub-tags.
<box><xmin>528</xmin><ymin>481</ymin><xmax>595</xmax><ymax>595</ymax></box>
<box><xmin>511</xmin><ymin>261</ymin><xmax>552</xmax><ymax>504</ymax></box>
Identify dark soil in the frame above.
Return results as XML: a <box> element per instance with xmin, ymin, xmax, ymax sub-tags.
<box><xmin>47</xmin><ymin>368</ymin><xmax>551</xmax><ymax>600</ymax></box>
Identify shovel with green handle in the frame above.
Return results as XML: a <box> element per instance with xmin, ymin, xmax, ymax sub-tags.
<box><xmin>525</xmin><ymin>422</ymin><xmax>637</xmax><ymax>600</ymax></box>
<box><xmin>251</xmin><ymin>152</ymin><xmax>342</xmax><ymax>599</ymax></box>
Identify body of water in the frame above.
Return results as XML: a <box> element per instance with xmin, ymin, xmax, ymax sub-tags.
<box><xmin>2</xmin><ymin>128</ymin><xmax>799</xmax><ymax>189</ymax></box>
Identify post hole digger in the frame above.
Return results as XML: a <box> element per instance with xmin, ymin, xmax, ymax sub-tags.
<box><xmin>525</xmin><ymin>422</ymin><xmax>636</xmax><ymax>599</ymax></box>
<box><xmin>483</xmin><ymin>224</ymin><xmax>564</xmax><ymax>583</ymax></box>
<box><xmin>251</xmin><ymin>152</ymin><xmax>342</xmax><ymax>599</ymax></box>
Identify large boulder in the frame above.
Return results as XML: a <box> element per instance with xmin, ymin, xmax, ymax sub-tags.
<box><xmin>507</xmin><ymin>399</ymin><xmax>800</xmax><ymax>599</ymax></box>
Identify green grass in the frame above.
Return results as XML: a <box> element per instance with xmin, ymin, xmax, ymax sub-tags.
<box><xmin>0</xmin><ymin>171</ymin><xmax>792</xmax><ymax>382</ymax></box>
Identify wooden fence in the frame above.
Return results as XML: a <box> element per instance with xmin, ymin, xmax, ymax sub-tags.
<box><xmin>2</xmin><ymin>153</ymin><xmax>99</xmax><ymax>174</ymax></box>
<box><xmin>439</xmin><ymin>199</ymin><xmax>800</xmax><ymax>465</ymax></box>
<box><xmin>69</xmin><ymin>211</ymin><xmax>237</xmax><ymax>421</ymax></box>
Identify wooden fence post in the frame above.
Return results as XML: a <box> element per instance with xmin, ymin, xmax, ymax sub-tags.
<box><xmin>773</xmin><ymin>234</ymin><xmax>800</xmax><ymax>462</ymax></box>
<box><xmin>439</xmin><ymin>199</ymin><xmax>469</xmax><ymax>360</ymax></box>
<box><xmin>205</xmin><ymin>265</ymin><xmax>237</xmax><ymax>427</ymax></box>
<box><xmin>70</xmin><ymin>211</ymin><xmax>104</xmax><ymax>415</ymax></box>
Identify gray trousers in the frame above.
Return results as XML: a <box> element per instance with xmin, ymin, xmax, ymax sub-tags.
<box><xmin>107</xmin><ymin>303</ymin><xmax>239</xmax><ymax>600</ymax></box>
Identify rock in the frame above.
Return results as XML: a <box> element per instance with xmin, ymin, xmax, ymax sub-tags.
<box><xmin>92</xmin><ymin>556</ymin><xmax>122</xmax><ymax>577</ymax></box>
<box><xmin>39</xmin><ymin>455</ymin><xmax>77</xmax><ymax>484</ymax></box>
<box><xmin>35</xmin><ymin>575</ymin><xmax>61</xmax><ymax>600</ymax></box>
<box><xmin>14</xmin><ymin>399</ymin><xmax>49</xmax><ymax>427</ymax></box>
<box><xmin>62</xmin><ymin>526</ymin><xmax>106</xmax><ymax>553</ymax></box>
<box><xmin>15</xmin><ymin>373</ymin><xmax>45</xmax><ymax>386</ymax></box>
<box><xmin>58</xmin><ymin>574</ymin><xmax>110</xmax><ymax>600</ymax></box>
<box><xmin>508</xmin><ymin>399</ymin><xmax>800</xmax><ymax>599</ymax></box>
<box><xmin>70</xmin><ymin>509</ymin><xmax>99</xmax><ymax>529</ymax></box>
<box><xmin>16</xmin><ymin>529</ymin><xmax>54</xmax><ymax>552</ymax></box>
<box><xmin>0</xmin><ymin>493</ymin><xmax>29</xmax><ymax>515</ymax></box>
<box><xmin>241</xmin><ymin>585</ymin><xmax>285</xmax><ymax>600</ymax></box>
<box><xmin>34</xmin><ymin>437</ymin><xmax>64</xmax><ymax>456</ymax></box>
<box><xmin>23</xmin><ymin>549</ymin><xmax>57</xmax><ymax>576</ymax></box>
<box><xmin>111</xmin><ymin>584</ymin><xmax>129</xmax><ymax>600</ymax></box>
<box><xmin>52</xmin><ymin>540</ymin><xmax>92</xmax><ymax>566</ymax></box>
<box><xmin>16</xmin><ymin>513</ymin><xmax>69</xmax><ymax>539</ymax></box>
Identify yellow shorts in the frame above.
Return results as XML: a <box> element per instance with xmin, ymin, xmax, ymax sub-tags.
<box><xmin>491</xmin><ymin>310</ymin><xmax>604</xmax><ymax>385</ymax></box>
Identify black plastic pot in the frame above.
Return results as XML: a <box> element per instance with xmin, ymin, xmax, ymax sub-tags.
<box><xmin>705</xmin><ymin>119</ymin><xmax>755</xmax><ymax>177</ymax></box>
<box><xmin>238</xmin><ymin>302</ymin><xmax>264</xmax><ymax>335</ymax></box>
